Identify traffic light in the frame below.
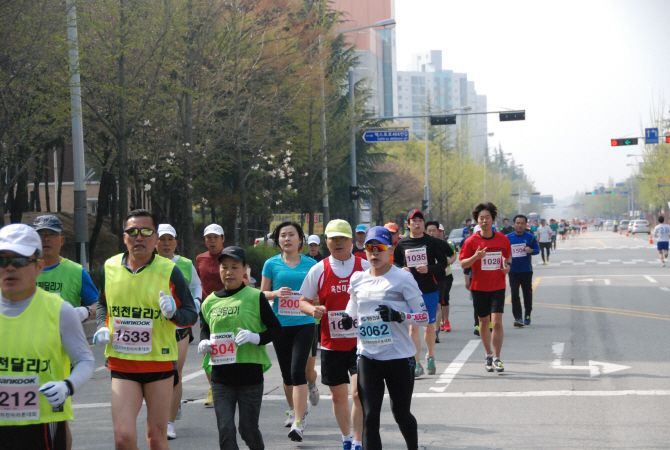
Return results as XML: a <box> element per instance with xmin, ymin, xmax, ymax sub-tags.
<box><xmin>499</xmin><ymin>111</ymin><xmax>525</xmax><ymax>121</ymax></box>
<box><xmin>586</xmin><ymin>192</ymin><xmax>596</xmax><ymax>195</ymax></box>
<box><xmin>611</xmin><ymin>138</ymin><xmax>638</xmax><ymax>146</ymax></box>
<box><xmin>421</xmin><ymin>199</ymin><xmax>428</xmax><ymax>210</ymax></box>
<box><xmin>666</xmin><ymin>136</ymin><xmax>670</xmax><ymax>144</ymax></box>
<box><xmin>430</xmin><ymin>115</ymin><xmax>456</xmax><ymax>125</ymax></box>
<box><xmin>349</xmin><ymin>186</ymin><xmax>359</xmax><ymax>201</ymax></box>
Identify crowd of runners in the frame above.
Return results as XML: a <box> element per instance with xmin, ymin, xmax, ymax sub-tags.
<box><xmin>0</xmin><ymin>205</ymin><xmax>622</xmax><ymax>450</ymax></box>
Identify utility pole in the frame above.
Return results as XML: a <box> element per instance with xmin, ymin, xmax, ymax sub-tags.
<box><xmin>319</xmin><ymin>36</ymin><xmax>329</xmax><ymax>225</ymax></box>
<box><xmin>349</xmin><ymin>70</ymin><xmax>358</xmax><ymax>225</ymax></box>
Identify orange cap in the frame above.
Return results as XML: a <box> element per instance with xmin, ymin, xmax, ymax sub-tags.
<box><xmin>384</xmin><ymin>222</ymin><xmax>399</xmax><ymax>233</ymax></box>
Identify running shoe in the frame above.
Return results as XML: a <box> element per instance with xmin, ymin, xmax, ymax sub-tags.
<box><xmin>308</xmin><ymin>383</ymin><xmax>320</xmax><ymax>406</ymax></box>
<box><xmin>524</xmin><ymin>316</ymin><xmax>531</xmax><ymax>326</ymax></box>
<box><xmin>547</xmin><ymin>257</ymin><xmax>550</xmax><ymax>263</ymax></box>
<box><xmin>513</xmin><ymin>318</ymin><xmax>524</xmax><ymax>327</ymax></box>
<box><xmin>288</xmin><ymin>421</ymin><xmax>304</xmax><ymax>442</ymax></box>
<box><xmin>493</xmin><ymin>358</ymin><xmax>504</xmax><ymax>372</ymax></box>
<box><xmin>167</xmin><ymin>422</ymin><xmax>176</xmax><ymax>440</ymax></box>
<box><xmin>175</xmin><ymin>404</ymin><xmax>182</xmax><ymax>420</ymax></box>
<box><xmin>435</xmin><ymin>332</ymin><xmax>440</xmax><ymax>344</ymax></box>
<box><xmin>284</xmin><ymin>408</ymin><xmax>295</xmax><ymax>428</ymax></box>
<box><xmin>474</xmin><ymin>326</ymin><xmax>480</xmax><ymax>336</ymax></box>
<box><xmin>664</xmin><ymin>262</ymin><xmax>667</xmax><ymax>267</ymax></box>
<box><xmin>443</xmin><ymin>320</ymin><xmax>451</xmax><ymax>332</ymax></box>
<box><xmin>354</xmin><ymin>445</ymin><xmax>362</xmax><ymax>450</ymax></box>
<box><xmin>542</xmin><ymin>261</ymin><xmax>547</xmax><ymax>265</ymax></box>
<box><xmin>427</xmin><ymin>357</ymin><xmax>436</xmax><ymax>375</ymax></box>
<box><xmin>415</xmin><ymin>362</ymin><xmax>425</xmax><ymax>378</ymax></box>
<box><xmin>204</xmin><ymin>387</ymin><xmax>214</xmax><ymax>408</ymax></box>
<box><xmin>485</xmin><ymin>356</ymin><xmax>494</xmax><ymax>372</ymax></box>
<box><xmin>343</xmin><ymin>440</ymin><xmax>352</xmax><ymax>450</ymax></box>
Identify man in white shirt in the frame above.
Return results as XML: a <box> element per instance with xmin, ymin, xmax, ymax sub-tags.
<box><xmin>536</xmin><ymin>219</ymin><xmax>553</xmax><ymax>265</ymax></box>
<box><xmin>653</xmin><ymin>216</ymin><xmax>670</xmax><ymax>267</ymax></box>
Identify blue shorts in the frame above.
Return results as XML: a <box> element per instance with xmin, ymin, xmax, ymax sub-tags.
<box><xmin>658</xmin><ymin>241</ymin><xmax>669</xmax><ymax>251</ymax></box>
<box><xmin>421</xmin><ymin>291</ymin><xmax>439</xmax><ymax>324</ymax></box>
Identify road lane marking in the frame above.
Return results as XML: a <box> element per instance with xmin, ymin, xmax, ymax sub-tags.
<box><xmin>535</xmin><ymin>302</ymin><xmax>670</xmax><ymax>321</ymax></box>
<box><xmin>644</xmin><ymin>275</ymin><xmax>657</xmax><ymax>283</ymax></box>
<box><xmin>661</xmin><ymin>287</ymin><xmax>670</xmax><ymax>292</ymax></box>
<box><xmin>430</xmin><ymin>339</ymin><xmax>480</xmax><ymax>392</ymax></box>
<box><xmin>94</xmin><ymin>366</ymin><xmax>106</xmax><ymax>372</ymax></box>
<box><xmin>505</xmin><ymin>277</ymin><xmax>541</xmax><ymax>305</ymax></box>
<box><xmin>596</xmin><ymin>239</ymin><xmax>608</xmax><ymax>248</ymax></box>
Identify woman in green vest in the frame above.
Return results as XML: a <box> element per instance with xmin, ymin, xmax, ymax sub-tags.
<box><xmin>198</xmin><ymin>246</ymin><xmax>281</xmax><ymax>450</ymax></box>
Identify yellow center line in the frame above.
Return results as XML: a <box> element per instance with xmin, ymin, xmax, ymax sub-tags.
<box><xmin>505</xmin><ymin>276</ymin><xmax>541</xmax><ymax>305</ymax></box>
<box><xmin>534</xmin><ymin>303</ymin><xmax>670</xmax><ymax>322</ymax></box>
<box><xmin>596</xmin><ymin>239</ymin><xmax>608</xmax><ymax>248</ymax></box>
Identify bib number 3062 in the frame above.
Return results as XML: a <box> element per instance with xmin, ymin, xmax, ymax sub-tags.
<box><xmin>0</xmin><ymin>375</ymin><xmax>40</xmax><ymax>421</ymax></box>
<box><xmin>209</xmin><ymin>332</ymin><xmax>236</xmax><ymax>365</ymax></box>
<box><xmin>358</xmin><ymin>314</ymin><xmax>393</xmax><ymax>346</ymax></box>
<box><xmin>278</xmin><ymin>291</ymin><xmax>302</xmax><ymax>316</ymax></box>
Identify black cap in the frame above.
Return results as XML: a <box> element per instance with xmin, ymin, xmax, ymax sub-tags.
<box><xmin>217</xmin><ymin>246</ymin><xmax>246</xmax><ymax>264</ymax></box>
<box><xmin>33</xmin><ymin>215</ymin><xmax>63</xmax><ymax>232</ymax></box>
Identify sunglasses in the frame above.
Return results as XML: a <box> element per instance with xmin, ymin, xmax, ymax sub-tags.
<box><xmin>124</xmin><ymin>228</ymin><xmax>156</xmax><ymax>237</ymax></box>
<box><xmin>0</xmin><ymin>257</ymin><xmax>41</xmax><ymax>269</ymax></box>
<box><xmin>365</xmin><ymin>243</ymin><xmax>390</xmax><ymax>252</ymax></box>
<box><xmin>37</xmin><ymin>231</ymin><xmax>60</xmax><ymax>238</ymax></box>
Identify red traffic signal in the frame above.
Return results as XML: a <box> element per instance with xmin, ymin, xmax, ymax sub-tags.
<box><xmin>611</xmin><ymin>138</ymin><xmax>638</xmax><ymax>146</ymax></box>
<box><xmin>666</xmin><ymin>136</ymin><xmax>670</xmax><ymax>144</ymax></box>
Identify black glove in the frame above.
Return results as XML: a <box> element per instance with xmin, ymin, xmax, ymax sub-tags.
<box><xmin>341</xmin><ymin>313</ymin><xmax>353</xmax><ymax>330</ymax></box>
<box><xmin>375</xmin><ymin>305</ymin><xmax>405</xmax><ymax>323</ymax></box>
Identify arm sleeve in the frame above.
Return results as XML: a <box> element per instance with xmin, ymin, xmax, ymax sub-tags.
<box><xmin>95</xmin><ymin>266</ymin><xmax>107</xmax><ymax>329</ymax></box>
<box><xmin>79</xmin><ymin>270</ymin><xmax>99</xmax><ymax>306</ymax></box>
<box><xmin>169</xmin><ymin>266</ymin><xmax>198</xmax><ymax>327</ymax></box>
<box><xmin>190</xmin><ymin>264</ymin><xmax>202</xmax><ymax>302</ymax></box>
<box><xmin>393</xmin><ymin>244</ymin><xmax>404</xmax><ymax>268</ymax></box>
<box><xmin>345</xmin><ymin>283</ymin><xmax>359</xmax><ymax>318</ymax></box>
<box><xmin>258</xmin><ymin>292</ymin><xmax>282</xmax><ymax>345</ymax></box>
<box><xmin>200</xmin><ymin>310</ymin><xmax>210</xmax><ymax>342</ymax></box>
<box><xmin>427</xmin><ymin>240</ymin><xmax>447</xmax><ymax>275</ymax></box>
<box><xmin>503</xmin><ymin>238</ymin><xmax>512</xmax><ymax>259</ymax></box>
<box><xmin>530</xmin><ymin>237</ymin><xmax>540</xmax><ymax>255</ymax></box>
<box><xmin>59</xmin><ymin>302</ymin><xmax>95</xmax><ymax>393</ymax></box>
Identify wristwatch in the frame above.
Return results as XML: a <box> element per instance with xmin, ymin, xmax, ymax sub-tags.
<box><xmin>85</xmin><ymin>306</ymin><xmax>92</xmax><ymax>317</ymax></box>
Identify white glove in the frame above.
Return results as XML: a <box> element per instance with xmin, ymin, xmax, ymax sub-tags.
<box><xmin>93</xmin><ymin>327</ymin><xmax>111</xmax><ymax>345</ymax></box>
<box><xmin>159</xmin><ymin>291</ymin><xmax>176</xmax><ymax>319</ymax></box>
<box><xmin>198</xmin><ymin>339</ymin><xmax>213</xmax><ymax>354</ymax></box>
<box><xmin>39</xmin><ymin>381</ymin><xmax>70</xmax><ymax>407</ymax></box>
<box><xmin>194</xmin><ymin>298</ymin><xmax>201</xmax><ymax>315</ymax></box>
<box><xmin>235</xmin><ymin>328</ymin><xmax>260</xmax><ymax>346</ymax></box>
<box><xmin>74</xmin><ymin>306</ymin><xmax>89</xmax><ymax>322</ymax></box>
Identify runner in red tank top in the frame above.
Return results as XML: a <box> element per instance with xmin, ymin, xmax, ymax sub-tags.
<box><xmin>298</xmin><ymin>219</ymin><xmax>370</xmax><ymax>450</ymax></box>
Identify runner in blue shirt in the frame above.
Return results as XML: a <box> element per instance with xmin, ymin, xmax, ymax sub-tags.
<box><xmin>506</xmin><ymin>215</ymin><xmax>540</xmax><ymax>326</ymax></box>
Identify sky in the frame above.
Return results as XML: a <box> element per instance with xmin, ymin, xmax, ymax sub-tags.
<box><xmin>395</xmin><ymin>0</ymin><xmax>670</xmax><ymax>206</ymax></box>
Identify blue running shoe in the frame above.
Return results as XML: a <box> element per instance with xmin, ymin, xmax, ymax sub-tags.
<box><xmin>524</xmin><ymin>316</ymin><xmax>531</xmax><ymax>326</ymax></box>
<box><xmin>354</xmin><ymin>445</ymin><xmax>362</xmax><ymax>450</ymax></box>
<box><xmin>343</xmin><ymin>440</ymin><xmax>352</xmax><ymax>450</ymax></box>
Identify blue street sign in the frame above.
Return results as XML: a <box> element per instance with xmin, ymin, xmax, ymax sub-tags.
<box><xmin>615</xmin><ymin>182</ymin><xmax>625</xmax><ymax>187</ymax></box>
<box><xmin>645</xmin><ymin>127</ymin><xmax>659</xmax><ymax>144</ymax></box>
<box><xmin>363</xmin><ymin>130</ymin><xmax>410</xmax><ymax>143</ymax></box>
<box><xmin>599</xmin><ymin>186</ymin><xmax>605</xmax><ymax>192</ymax></box>
<box><xmin>619</xmin><ymin>191</ymin><xmax>629</xmax><ymax>194</ymax></box>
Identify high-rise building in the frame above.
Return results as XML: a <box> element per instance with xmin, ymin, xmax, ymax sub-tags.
<box><xmin>397</xmin><ymin>50</ymin><xmax>488</xmax><ymax>159</ymax></box>
<box><xmin>331</xmin><ymin>0</ymin><xmax>397</xmax><ymax>117</ymax></box>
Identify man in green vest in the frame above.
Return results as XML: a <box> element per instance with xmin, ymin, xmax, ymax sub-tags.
<box><xmin>0</xmin><ymin>223</ymin><xmax>94</xmax><ymax>450</ymax></box>
<box><xmin>156</xmin><ymin>223</ymin><xmax>202</xmax><ymax>440</ymax></box>
<box><xmin>33</xmin><ymin>215</ymin><xmax>98</xmax><ymax>323</ymax></box>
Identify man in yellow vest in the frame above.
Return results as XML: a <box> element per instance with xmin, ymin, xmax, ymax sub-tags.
<box><xmin>92</xmin><ymin>209</ymin><xmax>198</xmax><ymax>450</ymax></box>
<box><xmin>155</xmin><ymin>223</ymin><xmax>202</xmax><ymax>439</ymax></box>
<box><xmin>0</xmin><ymin>223</ymin><xmax>94</xmax><ymax>450</ymax></box>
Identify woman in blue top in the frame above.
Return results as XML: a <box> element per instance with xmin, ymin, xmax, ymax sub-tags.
<box><xmin>261</xmin><ymin>221</ymin><xmax>317</xmax><ymax>442</ymax></box>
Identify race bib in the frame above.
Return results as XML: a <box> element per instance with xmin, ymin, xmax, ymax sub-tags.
<box><xmin>112</xmin><ymin>318</ymin><xmax>153</xmax><ymax>354</ymax></box>
<box><xmin>481</xmin><ymin>251</ymin><xmax>502</xmax><ymax>271</ymax></box>
<box><xmin>0</xmin><ymin>375</ymin><xmax>40</xmax><ymax>421</ymax></box>
<box><xmin>328</xmin><ymin>310</ymin><xmax>358</xmax><ymax>339</ymax></box>
<box><xmin>511</xmin><ymin>244</ymin><xmax>526</xmax><ymax>258</ymax></box>
<box><xmin>278</xmin><ymin>291</ymin><xmax>302</xmax><ymax>316</ymax></box>
<box><xmin>358</xmin><ymin>314</ymin><xmax>393</xmax><ymax>346</ymax></box>
<box><xmin>209</xmin><ymin>332</ymin><xmax>236</xmax><ymax>365</ymax></box>
<box><xmin>405</xmin><ymin>248</ymin><xmax>428</xmax><ymax>268</ymax></box>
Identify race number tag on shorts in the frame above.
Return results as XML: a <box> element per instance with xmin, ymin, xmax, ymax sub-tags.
<box><xmin>405</xmin><ymin>248</ymin><xmax>428</xmax><ymax>268</ymax></box>
<box><xmin>481</xmin><ymin>251</ymin><xmax>502</xmax><ymax>270</ymax></box>
<box><xmin>511</xmin><ymin>244</ymin><xmax>526</xmax><ymax>258</ymax></box>
<box><xmin>278</xmin><ymin>291</ymin><xmax>302</xmax><ymax>316</ymax></box>
<box><xmin>112</xmin><ymin>318</ymin><xmax>153</xmax><ymax>354</ymax></box>
<box><xmin>0</xmin><ymin>375</ymin><xmax>40</xmax><ymax>421</ymax></box>
<box><xmin>209</xmin><ymin>332</ymin><xmax>236</xmax><ymax>365</ymax></box>
<box><xmin>328</xmin><ymin>310</ymin><xmax>358</xmax><ymax>339</ymax></box>
<box><xmin>358</xmin><ymin>314</ymin><xmax>393</xmax><ymax>346</ymax></box>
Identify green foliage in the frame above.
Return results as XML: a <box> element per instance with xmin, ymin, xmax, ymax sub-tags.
<box><xmin>243</xmin><ymin>243</ymin><xmax>281</xmax><ymax>282</ymax></box>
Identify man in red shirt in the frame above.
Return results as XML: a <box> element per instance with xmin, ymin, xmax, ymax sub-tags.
<box><xmin>195</xmin><ymin>223</ymin><xmax>225</xmax><ymax>407</ymax></box>
<box><xmin>459</xmin><ymin>202</ymin><xmax>511</xmax><ymax>373</ymax></box>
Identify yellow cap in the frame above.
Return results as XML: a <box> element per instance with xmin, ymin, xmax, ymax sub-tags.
<box><xmin>324</xmin><ymin>219</ymin><xmax>352</xmax><ymax>238</ymax></box>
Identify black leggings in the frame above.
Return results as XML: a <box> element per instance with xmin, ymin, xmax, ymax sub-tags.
<box><xmin>357</xmin><ymin>355</ymin><xmax>418</xmax><ymax>450</ymax></box>
<box><xmin>539</xmin><ymin>242</ymin><xmax>551</xmax><ymax>261</ymax></box>
<box><xmin>273</xmin><ymin>323</ymin><xmax>315</xmax><ymax>386</ymax></box>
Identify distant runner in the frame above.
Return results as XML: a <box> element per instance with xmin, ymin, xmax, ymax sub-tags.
<box><xmin>653</xmin><ymin>216</ymin><xmax>670</xmax><ymax>267</ymax></box>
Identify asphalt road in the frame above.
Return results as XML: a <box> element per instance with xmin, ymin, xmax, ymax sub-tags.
<box><xmin>70</xmin><ymin>229</ymin><xmax>670</xmax><ymax>449</ymax></box>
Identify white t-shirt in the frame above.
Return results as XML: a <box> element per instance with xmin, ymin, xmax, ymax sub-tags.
<box><xmin>346</xmin><ymin>266</ymin><xmax>427</xmax><ymax>361</ymax></box>
<box><xmin>537</xmin><ymin>225</ymin><xmax>552</xmax><ymax>243</ymax></box>
<box><xmin>654</xmin><ymin>224</ymin><xmax>670</xmax><ymax>242</ymax></box>
<box><xmin>300</xmin><ymin>255</ymin><xmax>371</xmax><ymax>300</ymax></box>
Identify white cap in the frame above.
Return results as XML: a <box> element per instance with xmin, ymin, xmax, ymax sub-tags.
<box><xmin>158</xmin><ymin>224</ymin><xmax>177</xmax><ymax>237</ymax></box>
<box><xmin>0</xmin><ymin>223</ymin><xmax>42</xmax><ymax>257</ymax></box>
<box><xmin>307</xmin><ymin>235</ymin><xmax>320</xmax><ymax>245</ymax></box>
<box><xmin>203</xmin><ymin>224</ymin><xmax>224</xmax><ymax>236</ymax></box>
<box><xmin>473</xmin><ymin>224</ymin><xmax>481</xmax><ymax>233</ymax></box>
<box><xmin>438</xmin><ymin>223</ymin><xmax>445</xmax><ymax>231</ymax></box>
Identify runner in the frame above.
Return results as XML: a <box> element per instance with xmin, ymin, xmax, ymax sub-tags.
<box><xmin>198</xmin><ymin>246</ymin><xmax>282</xmax><ymax>450</ymax></box>
<box><xmin>261</xmin><ymin>221</ymin><xmax>318</xmax><ymax>441</ymax></box>
<box><xmin>424</xmin><ymin>221</ymin><xmax>456</xmax><ymax>337</ymax></box>
<box><xmin>460</xmin><ymin>229</ymin><xmax>480</xmax><ymax>336</ymax></box>
<box><xmin>548</xmin><ymin>219</ymin><xmax>558</xmax><ymax>250</ymax></box>
<box><xmin>352</xmin><ymin>224</ymin><xmax>368</xmax><ymax>260</ymax></box>
<box><xmin>196</xmin><ymin>224</ymin><xmax>226</xmax><ymax>407</ymax></box>
<box><xmin>459</xmin><ymin>202</ymin><xmax>512</xmax><ymax>373</ymax></box>
<box><xmin>506</xmin><ymin>215</ymin><xmax>539</xmax><ymax>326</ymax></box>
<box><xmin>653</xmin><ymin>216</ymin><xmax>670</xmax><ymax>267</ymax></box>
<box><xmin>299</xmin><ymin>219</ymin><xmax>370</xmax><ymax>450</ymax></box>
<box><xmin>340</xmin><ymin>226</ymin><xmax>428</xmax><ymax>450</ymax></box>
<box><xmin>537</xmin><ymin>219</ymin><xmax>552</xmax><ymax>264</ymax></box>
<box><xmin>155</xmin><ymin>224</ymin><xmax>203</xmax><ymax>439</ymax></box>
<box><xmin>32</xmin><ymin>215</ymin><xmax>98</xmax><ymax>449</ymax></box>
<box><xmin>462</xmin><ymin>219</ymin><xmax>472</xmax><ymax>237</ymax></box>
<box><xmin>306</xmin><ymin>235</ymin><xmax>325</xmax><ymax>263</ymax></box>
<box><xmin>393</xmin><ymin>210</ymin><xmax>447</xmax><ymax>377</ymax></box>
<box><xmin>0</xmin><ymin>224</ymin><xmax>94</xmax><ymax>450</ymax></box>
<box><xmin>93</xmin><ymin>209</ymin><xmax>198</xmax><ymax>450</ymax></box>
<box><xmin>500</xmin><ymin>218</ymin><xmax>514</xmax><ymax>235</ymax></box>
